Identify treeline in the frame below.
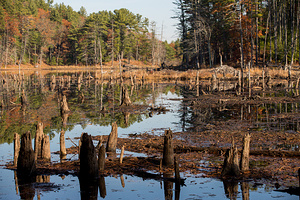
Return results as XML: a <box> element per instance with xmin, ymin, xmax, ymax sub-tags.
<box><xmin>0</xmin><ymin>0</ymin><xmax>181</xmax><ymax>67</ymax></box>
<box><xmin>174</xmin><ymin>0</ymin><xmax>300</xmax><ymax>68</ymax></box>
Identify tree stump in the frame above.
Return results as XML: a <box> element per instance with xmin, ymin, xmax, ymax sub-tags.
<box><xmin>41</xmin><ymin>134</ymin><xmax>51</xmax><ymax>161</ymax></box>
<box><xmin>80</xmin><ymin>133</ymin><xmax>98</xmax><ymax>179</ymax></box>
<box><xmin>60</xmin><ymin>130</ymin><xmax>67</xmax><ymax>159</ymax></box>
<box><xmin>34</xmin><ymin>122</ymin><xmax>44</xmax><ymax>160</ymax></box>
<box><xmin>174</xmin><ymin>156</ymin><xmax>180</xmax><ymax>183</ymax></box>
<box><xmin>60</xmin><ymin>95</ymin><xmax>70</xmax><ymax>114</ymax></box>
<box><xmin>106</xmin><ymin>122</ymin><xmax>118</xmax><ymax>153</ymax></box>
<box><xmin>221</xmin><ymin>141</ymin><xmax>240</xmax><ymax>177</ymax></box>
<box><xmin>98</xmin><ymin>144</ymin><xmax>106</xmax><ymax>171</ymax></box>
<box><xmin>120</xmin><ymin>86</ymin><xmax>131</xmax><ymax>106</ymax></box>
<box><xmin>240</xmin><ymin>133</ymin><xmax>251</xmax><ymax>171</ymax></box>
<box><xmin>21</xmin><ymin>89</ymin><xmax>27</xmax><ymax>106</ymax></box>
<box><xmin>17</xmin><ymin>131</ymin><xmax>36</xmax><ymax>177</ymax></box>
<box><xmin>14</xmin><ymin>133</ymin><xmax>20</xmax><ymax>167</ymax></box>
<box><xmin>162</xmin><ymin>129</ymin><xmax>174</xmax><ymax>167</ymax></box>
<box><xmin>99</xmin><ymin>176</ymin><xmax>107</xmax><ymax>198</ymax></box>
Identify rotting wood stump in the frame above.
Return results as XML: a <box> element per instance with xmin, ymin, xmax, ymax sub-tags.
<box><xmin>120</xmin><ymin>86</ymin><xmax>131</xmax><ymax>106</ymax></box>
<box><xmin>240</xmin><ymin>133</ymin><xmax>251</xmax><ymax>172</ymax></box>
<box><xmin>34</xmin><ymin>122</ymin><xmax>44</xmax><ymax>160</ymax></box>
<box><xmin>106</xmin><ymin>122</ymin><xmax>118</xmax><ymax>153</ymax></box>
<box><xmin>17</xmin><ymin>131</ymin><xmax>36</xmax><ymax>178</ymax></box>
<box><xmin>14</xmin><ymin>133</ymin><xmax>20</xmax><ymax>167</ymax></box>
<box><xmin>41</xmin><ymin>134</ymin><xmax>51</xmax><ymax>161</ymax></box>
<box><xmin>162</xmin><ymin>129</ymin><xmax>174</xmax><ymax>167</ymax></box>
<box><xmin>80</xmin><ymin>133</ymin><xmax>98</xmax><ymax>180</ymax></box>
<box><xmin>98</xmin><ymin>144</ymin><xmax>106</xmax><ymax>171</ymax></box>
<box><xmin>60</xmin><ymin>130</ymin><xmax>67</xmax><ymax>159</ymax></box>
<box><xmin>221</xmin><ymin>140</ymin><xmax>240</xmax><ymax>177</ymax></box>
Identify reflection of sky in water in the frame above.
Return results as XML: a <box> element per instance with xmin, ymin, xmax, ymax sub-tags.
<box><xmin>0</xmin><ymin>170</ymin><xmax>296</xmax><ymax>200</ymax></box>
<box><xmin>0</xmin><ymin>89</ymin><xmax>297</xmax><ymax>199</ymax></box>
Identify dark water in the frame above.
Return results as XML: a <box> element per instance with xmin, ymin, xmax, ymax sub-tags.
<box><xmin>0</xmin><ymin>71</ymin><xmax>298</xmax><ymax>199</ymax></box>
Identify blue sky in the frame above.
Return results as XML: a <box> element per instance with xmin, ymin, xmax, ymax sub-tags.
<box><xmin>52</xmin><ymin>0</ymin><xmax>178</xmax><ymax>42</ymax></box>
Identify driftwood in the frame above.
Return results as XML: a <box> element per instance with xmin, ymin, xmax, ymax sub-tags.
<box><xmin>13</xmin><ymin>133</ymin><xmax>20</xmax><ymax>167</ymax></box>
<box><xmin>17</xmin><ymin>132</ymin><xmax>36</xmax><ymax>177</ymax></box>
<box><xmin>106</xmin><ymin>122</ymin><xmax>118</xmax><ymax>153</ymax></box>
<box><xmin>162</xmin><ymin>129</ymin><xmax>174</xmax><ymax>167</ymax></box>
<box><xmin>80</xmin><ymin>133</ymin><xmax>98</xmax><ymax>179</ymax></box>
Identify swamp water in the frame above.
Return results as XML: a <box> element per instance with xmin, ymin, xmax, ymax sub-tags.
<box><xmin>0</xmin><ymin>72</ymin><xmax>298</xmax><ymax>199</ymax></box>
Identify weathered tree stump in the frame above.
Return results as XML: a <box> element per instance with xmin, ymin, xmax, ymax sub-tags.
<box><xmin>120</xmin><ymin>145</ymin><xmax>125</xmax><ymax>164</ymax></box>
<box><xmin>60</xmin><ymin>130</ymin><xmax>67</xmax><ymax>159</ymax></box>
<box><xmin>120</xmin><ymin>86</ymin><xmax>131</xmax><ymax>106</ymax></box>
<box><xmin>34</xmin><ymin>122</ymin><xmax>44</xmax><ymax>160</ymax></box>
<box><xmin>60</xmin><ymin>95</ymin><xmax>70</xmax><ymax>114</ymax></box>
<box><xmin>21</xmin><ymin>89</ymin><xmax>27</xmax><ymax>106</ymax></box>
<box><xmin>14</xmin><ymin>133</ymin><xmax>20</xmax><ymax>167</ymax></box>
<box><xmin>240</xmin><ymin>133</ymin><xmax>251</xmax><ymax>171</ymax></box>
<box><xmin>106</xmin><ymin>122</ymin><xmax>118</xmax><ymax>153</ymax></box>
<box><xmin>221</xmin><ymin>141</ymin><xmax>240</xmax><ymax>177</ymax></box>
<box><xmin>80</xmin><ymin>133</ymin><xmax>98</xmax><ymax>179</ymax></box>
<box><xmin>174</xmin><ymin>156</ymin><xmax>180</xmax><ymax>183</ymax></box>
<box><xmin>17</xmin><ymin>131</ymin><xmax>36</xmax><ymax>177</ymax></box>
<box><xmin>98</xmin><ymin>144</ymin><xmax>106</xmax><ymax>171</ymax></box>
<box><xmin>162</xmin><ymin>129</ymin><xmax>174</xmax><ymax>167</ymax></box>
<box><xmin>41</xmin><ymin>134</ymin><xmax>51</xmax><ymax>161</ymax></box>
<box><xmin>99</xmin><ymin>176</ymin><xmax>107</xmax><ymax>198</ymax></box>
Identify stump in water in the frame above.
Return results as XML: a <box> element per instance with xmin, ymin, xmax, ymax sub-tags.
<box><xmin>106</xmin><ymin>122</ymin><xmax>118</xmax><ymax>153</ymax></box>
<box><xmin>162</xmin><ymin>129</ymin><xmax>174</xmax><ymax>167</ymax></box>
<box><xmin>221</xmin><ymin>141</ymin><xmax>240</xmax><ymax>177</ymax></box>
<box><xmin>98</xmin><ymin>144</ymin><xmax>106</xmax><ymax>171</ymax></box>
<box><xmin>80</xmin><ymin>133</ymin><xmax>98</xmax><ymax>179</ymax></box>
<box><xmin>240</xmin><ymin>133</ymin><xmax>251</xmax><ymax>171</ymax></box>
<box><xmin>14</xmin><ymin>133</ymin><xmax>20</xmax><ymax>167</ymax></box>
<box><xmin>120</xmin><ymin>86</ymin><xmax>131</xmax><ymax>106</ymax></box>
<box><xmin>21</xmin><ymin>89</ymin><xmax>27</xmax><ymax>106</ymax></box>
<box><xmin>17</xmin><ymin>132</ymin><xmax>36</xmax><ymax>177</ymax></box>
<box><xmin>34</xmin><ymin>122</ymin><xmax>44</xmax><ymax>159</ymax></box>
<box><xmin>174</xmin><ymin>156</ymin><xmax>180</xmax><ymax>183</ymax></box>
<box><xmin>60</xmin><ymin>130</ymin><xmax>67</xmax><ymax>159</ymax></box>
<box><xmin>60</xmin><ymin>95</ymin><xmax>70</xmax><ymax>114</ymax></box>
<box><xmin>41</xmin><ymin>134</ymin><xmax>51</xmax><ymax>161</ymax></box>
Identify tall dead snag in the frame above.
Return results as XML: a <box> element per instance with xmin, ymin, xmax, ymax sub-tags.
<box><xmin>221</xmin><ymin>140</ymin><xmax>240</xmax><ymax>177</ymax></box>
<box><xmin>34</xmin><ymin>122</ymin><xmax>44</xmax><ymax>159</ymax></box>
<box><xmin>60</xmin><ymin>130</ymin><xmax>67</xmax><ymax>159</ymax></box>
<box><xmin>17</xmin><ymin>131</ymin><xmax>36</xmax><ymax>177</ymax></box>
<box><xmin>106</xmin><ymin>122</ymin><xmax>118</xmax><ymax>153</ymax></box>
<box><xmin>14</xmin><ymin>133</ymin><xmax>20</xmax><ymax>167</ymax></box>
<box><xmin>162</xmin><ymin>129</ymin><xmax>174</xmax><ymax>167</ymax></box>
<box><xmin>98</xmin><ymin>145</ymin><xmax>106</xmax><ymax>171</ymax></box>
<box><xmin>41</xmin><ymin>134</ymin><xmax>51</xmax><ymax>161</ymax></box>
<box><xmin>240</xmin><ymin>133</ymin><xmax>251</xmax><ymax>172</ymax></box>
<box><xmin>120</xmin><ymin>86</ymin><xmax>131</xmax><ymax>106</ymax></box>
<box><xmin>80</xmin><ymin>133</ymin><xmax>98</xmax><ymax>179</ymax></box>
<box><xmin>60</xmin><ymin>95</ymin><xmax>70</xmax><ymax>114</ymax></box>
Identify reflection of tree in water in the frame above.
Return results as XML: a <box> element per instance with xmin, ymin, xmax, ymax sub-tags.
<box><xmin>223</xmin><ymin>180</ymin><xmax>239</xmax><ymax>200</ymax></box>
<box><xmin>0</xmin><ymin>72</ymin><xmax>182</xmax><ymax>144</ymax></box>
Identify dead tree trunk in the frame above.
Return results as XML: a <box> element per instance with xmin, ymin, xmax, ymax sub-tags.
<box><xmin>120</xmin><ymin>145</ymin><xmax>125</xmax><ymax>164</ymax></box>
<box><xmin>240</xmin><ymin>133</ymin><xmax>251</xmax><ymax>171</ymax></box>
<box><xmin>60</xmin><ymin>95</ymin><xmax>70</xmax><ymax>114</ymax></box>
<box><xmin>41</xmin><ymin>134</ymin><xmax>51</xmax><ymax>161</ymax></box>
<box><xmin>80</xmin><ymin>133</ymin><xmax>99</xmax><ymax>179</ymax></box>
<box><xmin>34</xmin><ymin>122</ymin><xmax>44</xmax><ymax>160</ymax></box>
<box><xmin>98</xmin><ymin>144</ymin><xmax>106</xmax><ymax>171</ymax></box>
<box><xmin>162</xmin><ymin>129</ymin><xmax>174</xmax><ymax>167</ymax></box>
<box><xmin>21</xmin><ymin>89</ymin><xmax>27</xmax><ymax>106</ymax></box>
<box><xmin>14</xmin><ymin>133</ymin><xmax>20</xmax><ymax>167</ymax></box>
<box><xmin>106</xmin><ymin>122</ymin><xmax>118</xmax><ymax>153</ymax></box>
<box><xmin>17</xmin><ymin>131</ymin><xmax>36</xmax><ymax>177</ymax></box>
<box><xmin>120</xmin><ymin>86</ymin><xmax>131</xmax><ymax>106</ymax></box>
<box><xmin>221</xmin><ymin>141</ymin><xmax>240</xmax><ymax>177</ymax></box>
<box><xmin>174</xmin><ymin>156</ymin><xmax>180</xmax><ymax>183</ymax></box>
<box><xmin>60</xmin><ymin>130</ymin><xmax>67</xmax><ymax>159</ymax></box>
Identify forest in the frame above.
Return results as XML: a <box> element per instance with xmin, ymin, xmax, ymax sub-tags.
<box><xmin>1</xmin><ymin>0</ymin><xmax>300</xmax><ymax>69</ymax></box>
<box><xmin>0</xmin><ymin>0</ymin><xmax>181</xmax><ymax>68</ymax></box>
<box><xmin>174</xmin><ymin>0</ymin><xmax>300</xmax><ymax>69</ymax></box>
